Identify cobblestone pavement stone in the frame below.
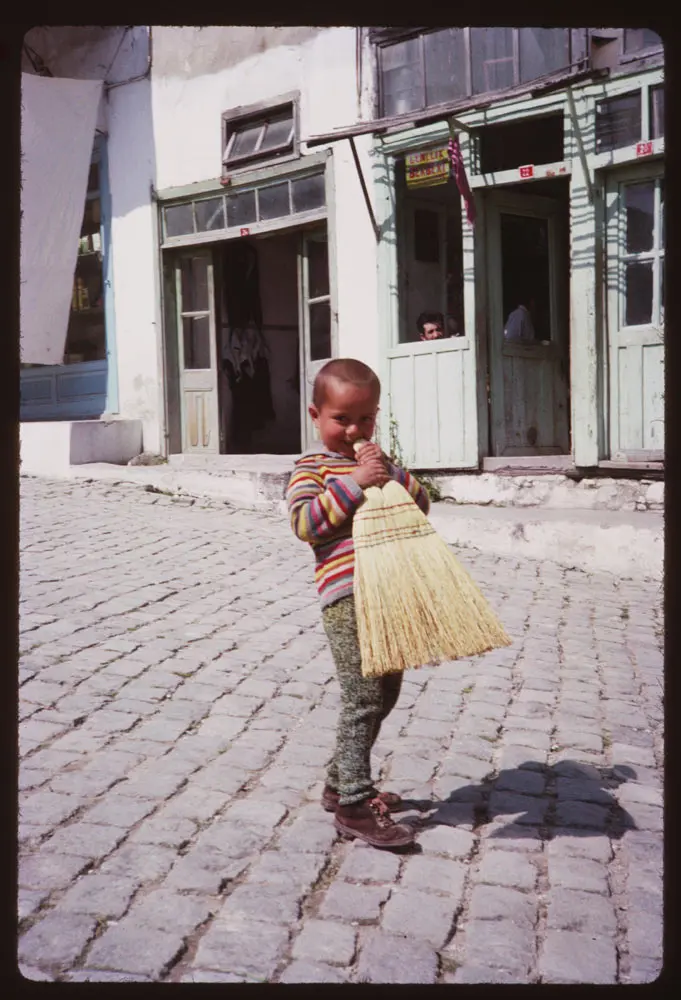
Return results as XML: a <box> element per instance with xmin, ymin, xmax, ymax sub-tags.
<box><xmin>18</xmin><ymin>476</ymin><xmax>664</xmax><ymax>984</ymax></box>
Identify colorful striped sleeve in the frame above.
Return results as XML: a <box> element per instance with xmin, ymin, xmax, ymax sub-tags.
<box><xmin>287</xmin><ymin>464</ymin><xmax>365</xmax><ymax>544</ymax></box>
<box><xmin>388</xmin><ymin>463</ymin><xmax>431</xmax><ymax>516</ymax></box>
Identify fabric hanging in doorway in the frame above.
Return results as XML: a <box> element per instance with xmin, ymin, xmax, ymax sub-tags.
<box><xmin>448</xmin><ymin>131</ymin><xmax>476</xmax><ymax>226</ymax></box>
<box><xmin>220</xmin><ymin>240</ymin><xmax>275</xmax><ymax>448</ymax></box>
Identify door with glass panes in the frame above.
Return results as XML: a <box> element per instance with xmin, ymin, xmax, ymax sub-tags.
<box><xmin>175</xmin><ymin>251</ymin><xmax>221</xmax><ymax>454</ymax></box>
<box><xmin>605</xmin><ymin>166</ymin><xmax>664</xmax><ymax>461</ymax></box>
<box><xmin>299</xmin><ymin>229</ymin><xmax>335</xmax><ymax>448</ymax></box>
<box><xmin>401</xmin><ymin>198</ymin><xmax>448</xmax><ymax>340</ymax></box>
<box><xmin>486</xmin><ymin>191</ymin><xmax>569</xmax><ymax>456</ymax></box>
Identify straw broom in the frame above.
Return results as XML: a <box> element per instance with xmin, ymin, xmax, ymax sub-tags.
<box><xmin>352</xmin><ymin>444</ymin><xmax>511</xmax><ymax>678</ymax></box>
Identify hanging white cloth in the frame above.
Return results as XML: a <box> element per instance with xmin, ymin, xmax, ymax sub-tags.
<box><xmin>20</xmin><ymin>73</ymin><xmax>103</xmax><ymax>364</ymax></box>
<box><xmin>223</xmin><ymin>325</ymin><xmax>268</xmax><ymax>380</ymax></box>
<box><xmin>504</xmin><ymin>304</ymin><xmax>536</xmax><ymax>342</ymax></box>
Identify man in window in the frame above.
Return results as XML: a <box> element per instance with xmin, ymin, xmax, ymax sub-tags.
<box><xmin>504</xmin><ymin>291</ymin><xmax>537</xmax><ymax>341</ymax></box>
<box><xmin>417</xmin><ymin>311</ymin><xmax>446</xmax><ymax>340</ymax></box>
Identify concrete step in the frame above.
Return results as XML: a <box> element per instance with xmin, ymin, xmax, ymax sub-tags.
<box><xmin>432</xmin><ymin>471</ymin><xmax>663</xmax><ymax>513</ymax></box>
<box><xmin>429</xmin><ymin>502</ymin><xmax>662</xmax><ymax>582</ymax></box>
<box><xmin>43</xmin><ymin>460</ymin><xmax>663</xmax><ymax>582</ymax></box>
<box><xmin>20</xmin><ymin>420</ymin><xmax>143</xmax><ymax>476</ymax></box>
<box><xmin>64</xmin><ymin>459</ymin><xmax>290</xmax><ymax>509</ymax></box>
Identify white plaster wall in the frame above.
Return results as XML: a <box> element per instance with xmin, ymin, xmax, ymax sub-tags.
<box><xmin>329</xmin><ymin>134</ymin><xmax>380</xmax><ymax>373</ymax></box>
<box><xmin>20</xmin><ymin>419</ymin><xmax>142</xmax><ymax>474</ymax></box>
<box><xmin>20</xmin><ymin>423</ymin><xmax>72</xmax><ymax>476</ymax></box>
<box><xmin>151</xmin><ymin>26</ymin><xmax>380</xmax><ymax>377</ymax></box>
<box><xmin>106</xmin><ymin>77</ymin><xmax>162</xmax><ymax>453</ymax></box>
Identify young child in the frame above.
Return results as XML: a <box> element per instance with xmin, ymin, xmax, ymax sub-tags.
<box><xmin>286</xmin><ymin>358</ymin><xmax>430</xmax><ymax>848</ymax></box>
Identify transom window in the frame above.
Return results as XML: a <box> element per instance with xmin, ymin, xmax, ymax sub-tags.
<box><xmin>618</xmin><ymin>177</ymin><xmax>664</xmax><ymax>328</ymax></box>
<box><xmin>222</xmin><ymin>101</ymin><xmax>297</xmax><ymax>173</ymax></box>
<box><xmin>163</xmin><ymin>172</ymin><xmax>326</xmax><ymax>242</ymax></box>
<box><xmin>377</xmin><ymin>28</ymin><xmax>588</xmax><ymax>116</ymax></box>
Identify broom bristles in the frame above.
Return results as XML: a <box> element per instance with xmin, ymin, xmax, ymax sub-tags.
<box><xmin>353</xmin><ymin>480</ymin><xmax>511</xmax><ymax>678</ymax></box>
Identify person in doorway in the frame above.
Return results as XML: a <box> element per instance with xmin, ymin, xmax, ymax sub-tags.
<box><xmin>286</xmin><ymin>358</ymin><xmax>430</xmax><ymax>849</ymax></box>
<box><xmin>446</xmin><ymin>314</ymin><xmax>461</xmax><ymax>337</ymax></box>
<box><xmin>504</xmin><ymin>292</ymin><xmax>537</xmax><ymax>342</ymax></box>
<box><xmin>416</xmin><ymin>311</ymin><xmax>446</xmax><ymax>341</ymax></box>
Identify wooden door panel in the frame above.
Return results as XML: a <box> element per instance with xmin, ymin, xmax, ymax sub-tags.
<box><xmin>176</xmin><ymin>252</ymin><xmax>220</xmax><ymax>455</ymax></box>
<box><xmin>606</xmin><ymin>167</ymin><xmax>664</xmax><ymax>461</ymax></box>
<box><xmin>487</xmin><ymin>191</ymin><xmax>569</xmax><ymax>456</ymax></box>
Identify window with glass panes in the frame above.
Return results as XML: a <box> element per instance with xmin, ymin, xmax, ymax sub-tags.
<box><xmin>623</xmin><ymin>28</ymin><xmax>662</xmax><ymax>54</ymax></box>
<box><xmin>595</xmin><ymin>85</ymin><xmax>664</xmax><ymax>154</ymax></box>
<box><xmin>377</xmin><ymin>27</ymin><xmax>587</xmax><ymax>116</ymax></box>
<box><xmin>650</xmin><ymin>85</ymin><xmax>664</xmax><ymax>139</ymax></box>
<box><xmin>222</xmin><ymin>101</ymin><xmax>296</xmax><ymax>173</ymax></box>
<box><xmin>163</xmin><ymin>173</ymin><xmax>326</xmax><ymax>242</ymax></box>
<box><xmin>619</xmin><ymin>177</ymin><xmax>664</xmax><ymax>328</ymax></box>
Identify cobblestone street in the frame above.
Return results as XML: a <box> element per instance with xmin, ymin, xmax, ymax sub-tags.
<box><xmin>18</xmin><ymin>476</ymin><xmax>664</xmax><ymax>984</ymax></box>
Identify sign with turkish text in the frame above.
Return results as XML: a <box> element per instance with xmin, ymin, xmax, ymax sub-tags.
<box><xmin>406</xmin><ymin>147</ymin><xmax>450</xmax><ymax>188</ymax></box>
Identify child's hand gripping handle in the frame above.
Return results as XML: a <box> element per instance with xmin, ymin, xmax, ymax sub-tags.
<box><xmin>351</xmin><ymin>440</ymin><xmax>390</xmax><ymax>491</ymax></box>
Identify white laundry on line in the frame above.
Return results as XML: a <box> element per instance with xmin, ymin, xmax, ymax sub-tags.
<box><xmin>20</xmin><ymin>73</ymin><xmax>103</xmax><ymax>364</ymax></box>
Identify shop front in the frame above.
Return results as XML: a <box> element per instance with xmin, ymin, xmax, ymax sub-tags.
<box><xmin>157</xmin><ymin>150</ymin><xmax>336</xmax><ymax>456</ymax></box>
<box><xmin>373</xmin><ymin>91</ymin><xmax>575</xmax><ymax>472</ymax></box>
<box><xmin>370</xmin><ymin>68</ymin><xmax>664</xmax><ymax>472</ymax></box>
<box><xmin>304</xmin><ymin>28</ymin><xmax>664</xmax><ymax>474</ymax></box>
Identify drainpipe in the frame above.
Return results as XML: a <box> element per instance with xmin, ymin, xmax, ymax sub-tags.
<box><xmin>356</xmin><ymin>27</ymin><xmax>362</xmax><ymax>119</ymax></box>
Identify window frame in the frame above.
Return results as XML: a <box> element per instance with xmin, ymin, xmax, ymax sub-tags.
<box><xmin>620</xmin><ymin>27</ymin><xmax>664</xmax><ymax>63</ymax></box>
<box><xmin>617</xmin><ymin>175</ymin><xmax>665</xmax><ymax>331</ymax></box>
<box><xmin>594</xmin><ymin>81</ymin><xmax>664</xmax><ymax>156</ymax></box>
<box><xmin>594</xmin><ymin>89</ymin><xmax>643</xmax><ymax>155</ymax></box>
<box><xmin>161</xmin><ymin>168</ymin><xmax>328</xmax><ymax>249</ymax></box>
<box><xmin>221</xmin><ymin>92</ymin><xmax>300</xmax><ymax>178</ymax></box>
<box><xmin>649</xmin><ymin>84</ymin><xmax>664</xmax><ymax>140</ymax></box>
<box><xmin>376</xmin><ymin>27</ymin><xmax>588</xmax><ymax>116</ymax></box>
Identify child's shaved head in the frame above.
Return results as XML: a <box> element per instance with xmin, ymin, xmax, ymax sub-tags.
<box><xmin>312</xmin><ymin>359</ymin><xmax>381</xmax><ymax>408</ymax></box>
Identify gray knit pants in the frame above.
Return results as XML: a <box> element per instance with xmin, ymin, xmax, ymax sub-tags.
<box><xmin>322</xmin><ymin>594</ymin><xmax>402</xmax><ymax>806</ymax></box>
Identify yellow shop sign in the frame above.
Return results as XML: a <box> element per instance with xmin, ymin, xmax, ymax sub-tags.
<box><xmin>405</xmin><ymin>147</ymin><xmax>450</xmax><ymax>188</ymax></box>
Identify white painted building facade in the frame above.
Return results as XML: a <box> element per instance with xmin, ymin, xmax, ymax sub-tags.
<box><xmin>20</xmin><ymin>26</ymin><xmax>665</xmax><ymax>478</ymax></box>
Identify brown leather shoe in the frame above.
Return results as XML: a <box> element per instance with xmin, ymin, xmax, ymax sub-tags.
<box><xmin>334</xmin><ymin>796</ymin><xmax>415</xmax><ymax>848</ymax></box>
<box><xmin>322</xmin><ymin>785</ymin><xmax>404</xmax><ymax>813</ymax></box>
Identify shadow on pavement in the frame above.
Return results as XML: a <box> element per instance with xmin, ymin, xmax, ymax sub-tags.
<box><xmin>398</xmin><ymin>760</ymin><xmax>639</xmax><ymax>839</ymax></box>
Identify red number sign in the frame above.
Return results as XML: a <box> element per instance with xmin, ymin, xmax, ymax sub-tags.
<box><xmin>636</xmin><ymin>141</ymin><xmax>653</xmax><ymax>157</ymax></box>
<box><xmin>519</xmin><ymin>165</ymin><xmax>534</xmax><ymax>179</ymax></box>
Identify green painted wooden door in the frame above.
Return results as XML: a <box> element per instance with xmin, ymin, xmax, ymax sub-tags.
<box><xmin>386</xmin><ymin>194</ymin><xmax>478</xmax><ymax>469</ymax></box>
<box><xmin>401</xmin><ymin>198</ymin><xmax>448</xmax><ymax>341</ymax></box>
<box><xmin>605</xmin><ymin>165</ymin><xmax>664</xmax><ymax>461</ymax></box>
<box><xmin>175</xmin><ymin>251</ymin><xmax>220</xmax><ymax>454</ymax></box>
<box><xmin>299</xmin><ymin>228</ymin><xmax>334</xmax><ymax>450</ymax></box>
<box><xmin>486</xmin><ymin>191</ymin><xmax>570</xmax><ymax>456</ymax></box>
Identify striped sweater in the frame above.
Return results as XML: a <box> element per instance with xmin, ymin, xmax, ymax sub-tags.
<box><xmin>287</xmin><ymin>445</ymin><xmax>431</xmax><ymax>608</ymax></box>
